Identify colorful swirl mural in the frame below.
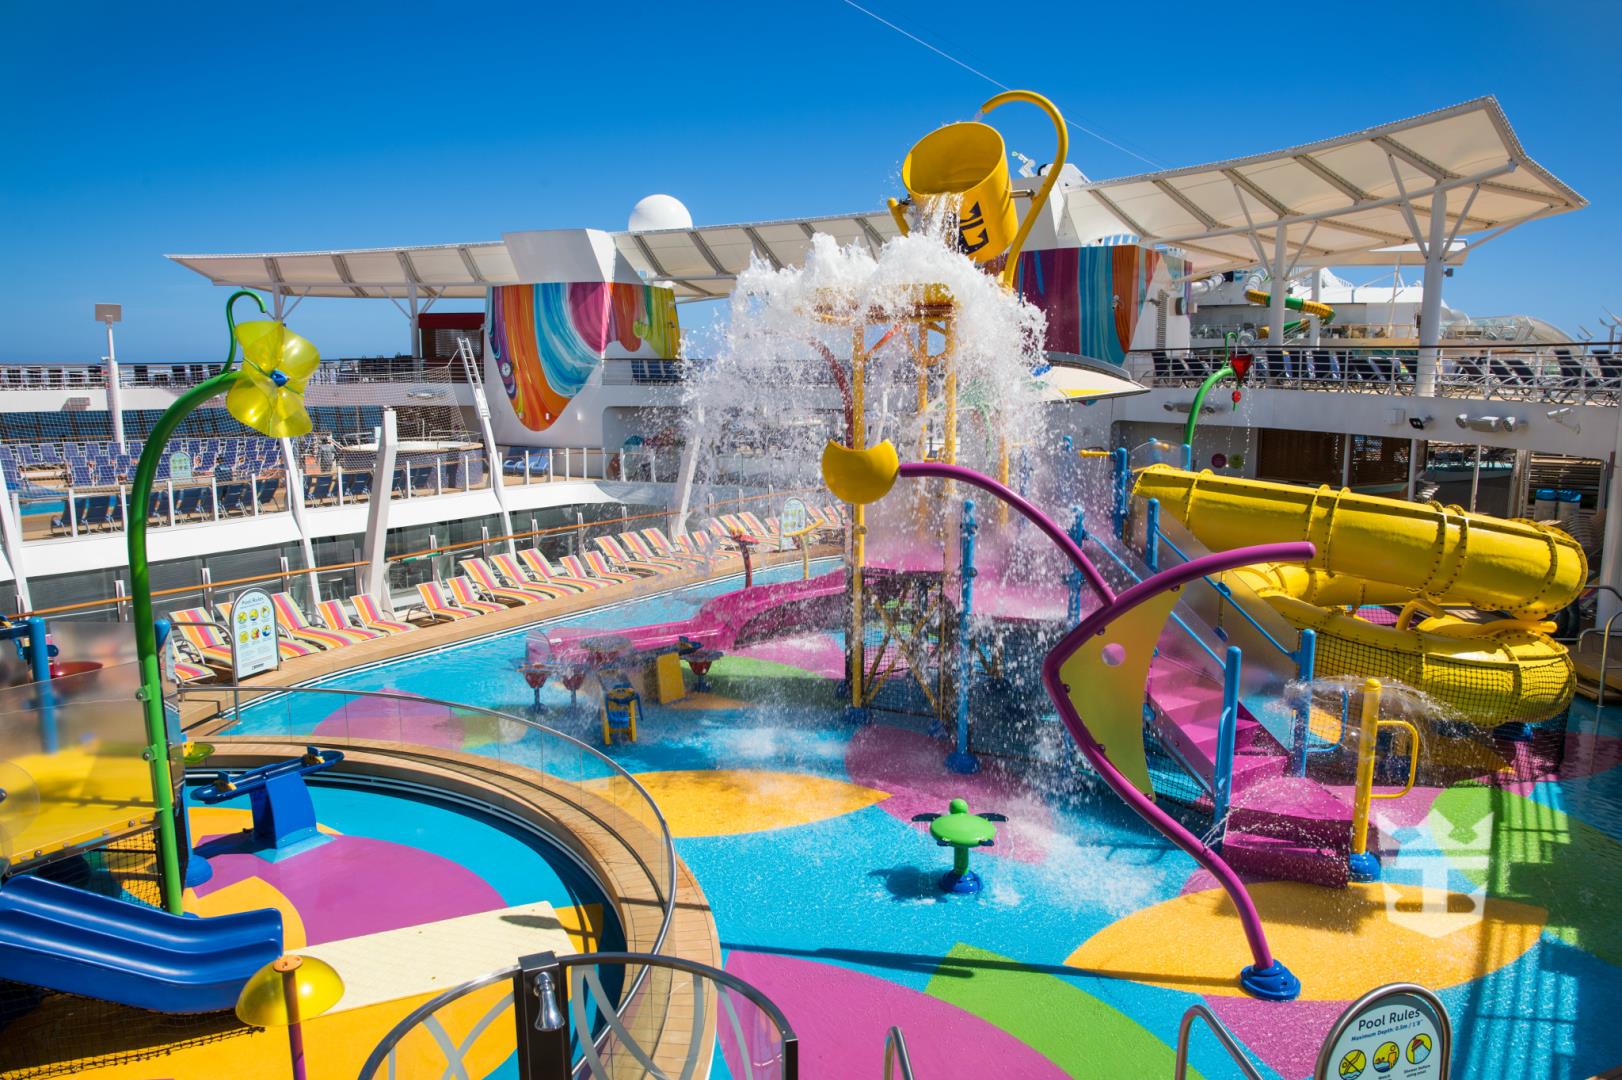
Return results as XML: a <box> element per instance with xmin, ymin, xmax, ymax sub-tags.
<box><xmin>1015</xmin><ymin>245</ymin><xmax>1189</xmax><ymax>365</ymax></box>
<box><xmin>487</xmin><ymin>281</ymin><xmax>678</xmax><ymax>431</ymax></box>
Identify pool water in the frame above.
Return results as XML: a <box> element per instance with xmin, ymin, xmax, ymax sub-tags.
<box><xmin>230</xmin><ymin>568</ymin><xmax>1622</xmax><ymax>1079</ymax></box>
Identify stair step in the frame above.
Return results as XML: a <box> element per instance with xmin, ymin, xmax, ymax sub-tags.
<box><xmin>1228</xmin><ymin>775</ymin><xmax>1367</xmax><ymax>849</ymax></box>
<box><xmin>1223</xmin><ymin>830</ymin><xmax>1349</xmax><ymax>888</ymax></box>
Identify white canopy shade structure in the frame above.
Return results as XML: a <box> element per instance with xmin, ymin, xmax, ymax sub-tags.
<box><xmin>1057</xmin><ymin>97</ymin><xmax>1581</xmax><ymax>275</ymax></box>
<box><xmin>167</xmin><ymin>211</ymin><xmax>903</xmax><ymax>305</ymax></box>
<box><xmin>168</xmin><ymin>96</ymin><xmax>1578</xmax><ymax>392</ymax></box>
<box><xmin>1036</xmin><ymin>358</ymin><xmax>1149</xmax><ymax>402</ymax></box>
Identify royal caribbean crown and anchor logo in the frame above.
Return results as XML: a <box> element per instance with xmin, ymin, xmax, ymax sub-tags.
<box><xmin>957</xmin><ymin>200</ymin><xmax>990</xmax><ymax>256</ymax></box>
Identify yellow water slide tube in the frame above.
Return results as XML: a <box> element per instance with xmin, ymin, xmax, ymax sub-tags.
<box><xmin>1244</xmin><ymin>288</ymin><xmax>1333</xmax><ymax>339</ymax></box>
<box><xmin>1134</xmin><ymin>465</ymin><xmax>1587</xmax><ymax>723</ymax></box>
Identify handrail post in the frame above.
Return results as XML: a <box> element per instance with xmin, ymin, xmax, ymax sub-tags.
<box><xmin>1213</xmin><ymin>645</ymin><xmax>1243</xmax><ymax>842</ymax></box>
<box><xmin>1144</xmin><ymin>498</ymin><xmax>1161</xmax><ymax>571</ymax></box>
<box><xmin>1290</xmin><ymin>628</ymin><xmax>1316</xmax><ymax>776</ymax></box>
<box><xmin>1348</xmin><ymin>677</ymin><xmax>1383</xmax><ymax>882</ymax></box>
<box><xmin>1175</xmin><ymin>1004</ymin><xmax>1264</xmax><ymax>1080</ymax></box>
<box><xmin>513</xmin><ymin>952</ymin><xmax>572</xmax><ymax>1080</ymax></box>
<box><xmin>1598</xmin><ymin>609</ymin><xmax>1622</xmax><ymax>707</ymax></box>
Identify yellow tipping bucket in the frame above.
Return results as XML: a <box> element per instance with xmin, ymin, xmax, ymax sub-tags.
<box><xmin>902</xmin><ymin>122</ymin><xmax>1016</xmax><ymax>264</ymax></box>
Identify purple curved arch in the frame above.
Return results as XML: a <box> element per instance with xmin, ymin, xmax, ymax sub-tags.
<box><xmin>895</xmin><ymin>460</ymin><xmax>1314</xmax><ymax>991</ymax></box>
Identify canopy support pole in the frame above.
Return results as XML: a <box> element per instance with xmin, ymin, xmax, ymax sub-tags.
<box><xmin>1268</xmin><ymin>230</ymin><xmax>1288</xmax><ymax>347</ymax></box>
<box><xmin>1416</xmin><ymin>187</ymin><xmax>1448</xmax><ymax>396</ymax></box>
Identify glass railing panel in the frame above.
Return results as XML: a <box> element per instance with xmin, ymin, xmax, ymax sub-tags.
<box><xmin>0</xmin><ymin>660</ymin><xmax>155</xmax><ymax>871</ymax></box>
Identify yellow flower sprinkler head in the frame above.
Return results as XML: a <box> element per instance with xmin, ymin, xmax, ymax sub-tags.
<box><xmin>821</xmin><ymin>439</ymin><xmax>900</xmax><ymax>505</ymax></box>
<box><xmin>226</xmin><ymin>320</ymin><xmax>321</xmax><ymax>438</ymax></box>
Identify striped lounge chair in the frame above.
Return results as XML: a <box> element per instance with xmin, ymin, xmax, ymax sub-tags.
<box><xmin>620</xmin><ymin>529</ymin><xmax>704</xmax><ymax>568</ymax></box>
<box><xmin>413</xmin><ymin>581</ymin><xmax>486</xmax><ymax>622</ymax></box>
<box><xmin>593</xmin><ymin>536</ymin><xmax>680</xmax><ymax>575</ymax></box>
<box><xmin>169</xmin><ymin>607</ymin><xmax>234</xmax><ymax>668</ymax></box>
<box><xmin>349</xmin><ymin>594</ymin><xmax>416</xmax><ymax>635</ymax></box>
<box><xmin>216</xmin><ymin>600</ymin><xmax>319</xmax><ymax>660</ymax></box>
<box><xmin>673</xmin><ymin>528</ymin><xmax>719</xmax><ymax>557</ymax></box>
<box><xmin>460</xmin><ymin>557</ymin><xmax>558</xmax><ymax>604</ymax></box>
<box><xmin>711</xmin><ymin>514</ymin><xmax>765</xmax><ymax>548</ymax></box>
<box><xmin>638</xmin><ymin>527</ymin><xmax>703</xmax><ymax>564</ymax></box>
<box><xmin>273</xmin><ymin>592</ymin><xmax>372</xmax><ymax>649</ymax></box>
<box><xmin>172</xmin><ymin>658</ymin><xmax>215</xmax><ymax>685</ymax></box>
<box><xmin>563</xmin><ymin>553</ymin><xmax>637</xmax><ymax>585</ymax></box>
<box><xmin>492</xmin><ymin>552</ymin><xmax>586</xmax><ymax>597</ymax></box>
<box><xmin>737</xmin><ymin>511</ymin><xmax>773</xmax><ymax>539</ymax></box>
<box><xmin>581</xmin><ymin>550</ymin><xmax>652</xmax><ymax>582</ymax></box>
<box><xmin>446</xmin><ymin>575</ymin><xmax>511</xmax><ymax>613</ymax></box>
<box><xmin>518</xmin><ymin>548</ymin><xmax>603</xmax><ymax>591</ymax></box>
<box><xmin>315</xmin><ymin>599</ymin><xmax>388</xmax><ymax>641</ymax></box>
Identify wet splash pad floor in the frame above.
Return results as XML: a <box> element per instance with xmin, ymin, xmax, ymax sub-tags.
<box><xmin>239</xmin><ymin>567</ymin><xmax>1622</xmax><ymax>1079</ymax></box>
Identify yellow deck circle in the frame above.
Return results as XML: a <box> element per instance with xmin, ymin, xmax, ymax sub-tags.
<box><xmin>1066</xmin><ymin>880</ymin><xmax>1545</xmax><ymax>999</ymax></box>
<box><xmin>586</xmin><ymin>769</ymin><xmax>889</xmax><ymax>837</ymax></box>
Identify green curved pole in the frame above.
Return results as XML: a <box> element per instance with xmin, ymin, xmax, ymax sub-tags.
<box><xmin>1183</xmin><ymin>364</ymin><xmax>1235</xmax><ymax>449</ymax></box>
<box><xmin>131</xmin><ymin>289</ymin><xmax>260</xmax><ymax>913</ymax></box>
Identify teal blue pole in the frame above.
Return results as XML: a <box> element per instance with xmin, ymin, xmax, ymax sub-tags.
<box><xmin>1145</xmin><ymin>498</ymin><xmax>1161</xmax><ymax>571</ymax></box>
<box><xmin>1213</xmin><ymin>645</ymin><xmax>1243</xmax><ymax>846</ymax></box>
<box><xmin>1066</xmin><ymin>507</ymin><xmax>1085</xmax><ymax>623</ymax></box>
<box><xmin>1290</xmin><ymin>628</ymin><xmax>1316</xmax><ymax>776</ymax></box>
<box><xmin>28</xmin><ymin>617</ymin><xmax>55</xmax><ymax>753</ymax></box>
<box><xmin>1112</xmin><ymin>447</ymin><xmax>1129</xmax><ymax>538</ymax></box>
<box><xmin>947</xmin><ymin>499</ymin><xmax>979</xmax><ymax>774</ymax></box>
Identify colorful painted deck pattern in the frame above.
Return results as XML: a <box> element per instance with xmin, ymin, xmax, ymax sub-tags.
<box><xmin>54</xmin><ymin>782</ymin><xmax>615</xmax><ymax>1080</ymax></box>
<box><xmin>243</xmin><ymin>565</ymin><xmax>1622</xmax><ymax>1079</ymax></box>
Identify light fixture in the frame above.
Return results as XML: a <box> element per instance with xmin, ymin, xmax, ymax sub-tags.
<box><xmin>1454</xmin><ymin>413</ymin><xmax>1521</xmax><ymax>433</ymax></box>
<box><xmin>1408</xmin><ymin>416</ymin><xmax>1431</xmax><ymax>431</ymax></box>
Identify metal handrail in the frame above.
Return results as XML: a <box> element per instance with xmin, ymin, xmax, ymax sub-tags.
<box><xmin>1174</xmin><ymin>1004</ymin><xmax>1264</xmax><ymax>1080</ymax></box>
<box><xmin>356</xmin><ymin>950</ymin><xmax>799</xmax><ymax>1080</ymax></box>
<box><xmin>883</xmin><ymin>1025</ymin><xmax>916</xmax><ymax>1080</ymax></box>
<box><xmin>1157</xmin><ymin>528</ymin><xmax>1299</xmax><ymax>661</ymax></box>
<box><xmin>1091</xmin><ymin>532</ymin><xmax>1224</xmax><ymax>668</ymax></box>
<box><xmin>1577</xmin><ymin>607</ymin><xmax>1622</xmax><ymax>707</ymax></box>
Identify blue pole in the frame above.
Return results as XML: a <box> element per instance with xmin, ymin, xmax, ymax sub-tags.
<box><xmin>1066</xmin><ymin>506</ymin><xmax>1086</xmax><ymax>624</ymax></box>
<box><xmin>1182</xmin><ymin>441</ymin><xmax>1193</xmax><ymax>470</ymax></box>
<box><xmin>1213</xmin><ymin>646</ymin><xmax>1243</xmax><ymax>845</ymax></box>
<box><xmin>1112</xmin><ymin>447</ymin><xmax>1129</xmax><ymax>539</ymax></box>
<box><xmin>947</xmin><ymin>499</ymin><xmax>980</xmax><ymax>774</ymax></box>
<box><xmin>1291</xmin><ymin>628</ymin><xmax>1316</xmax><ymax>776</ymax></box>
<box><xmin>27</xmin><ymin>616</ymin><xmax>56</xmax><ymax>753</ymax></box>
<box><xmin>1144</xmin><ymin>498</ymin><xmax>1161</xmax><ymax>572</ymax></box>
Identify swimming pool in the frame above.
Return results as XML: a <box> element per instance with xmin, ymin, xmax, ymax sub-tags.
<box><xmin>229</xmin><ymin>566</ymin><xmax>1622</xmax><ymax>1079</ymax></box>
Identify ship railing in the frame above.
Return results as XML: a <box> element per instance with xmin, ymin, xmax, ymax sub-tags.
<box><xmin>1126</xmin><ymin>341</ymin><xmax>1622</xmax><ymax>405</ymax></box>
<box><xmin>7</xmin><ymin>485</ymin><xmax>814</xmax><ymax>624</ymax></box>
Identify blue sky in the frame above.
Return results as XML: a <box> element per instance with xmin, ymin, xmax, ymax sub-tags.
<box><xmin>2</xmin><ymin>1</ymin><xmax>1615</xmax><ymax>362</ymax></box>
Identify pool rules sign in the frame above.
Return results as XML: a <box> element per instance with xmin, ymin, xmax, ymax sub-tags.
<box><xmin>231</xmin><ymin>588</ymin><xmax>279</xmax><ymax>680</ymax></box>
<box><xmin>1316</xmin><ymin>983</ymin><xmax>1451</xmax><ymax>1080</ymax></box>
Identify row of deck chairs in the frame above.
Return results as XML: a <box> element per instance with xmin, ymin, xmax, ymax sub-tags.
<box><xmin>167</xmin><ymin>593</ymin><xmax>416</xmax><ymax>683</ymax></box>
<box><xmin>1148</xmin><ymin>347</ymin><xmax>1622</xmax><ymax>402</ymax></box>
<box><xmin>408</xmin><ymin>506</ymin><xmax>848</xmax><ymax>623</ymax></box>
<box><xmin>49</xmin><ymin>479</ymin><xmax>286</xmax><ymax>534</ymax></box>
<box><xmin>300</xmin><ymin>461</ymin><xmax>470</xmax><ymax>505</ymax></box>
<box><xmin>164</xmin><ymin>504</ymin><xmax>851</xmax><ymax>677</ymax></box>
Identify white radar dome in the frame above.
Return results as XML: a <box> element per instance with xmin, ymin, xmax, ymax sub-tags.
<box><xmin>628</xmin><ymin>194</ymin><xmax>693</xmax><ymax>232</ymax></box>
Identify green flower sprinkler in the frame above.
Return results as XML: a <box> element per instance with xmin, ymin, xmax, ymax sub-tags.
<box><xmin>912</xmin><ymin>799</ymin><xmax>1007</xmax><ymax>894</ymax></box>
